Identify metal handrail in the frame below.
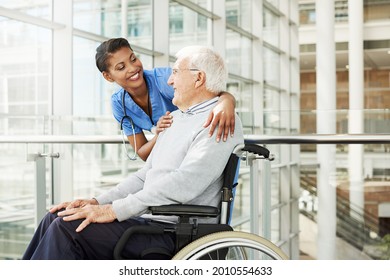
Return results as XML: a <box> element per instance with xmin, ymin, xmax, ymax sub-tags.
<box><xmin>244</xmin><ymin>134</ymin><xmax>390</xmax><ymax>144</ymax></box>
<box><xmin>0</xmin><ymin>134</ymin><xmax>389</xmax><ymax>144</ymax></box>
<box><xmin>0</xmin><ymin>135</ymin><xmax>123</xmax><ymax>144</ymax></box>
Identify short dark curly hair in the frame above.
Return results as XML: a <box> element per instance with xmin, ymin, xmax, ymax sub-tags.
<box><xmin>95</xmin><ymin>38</ymin><xmax>133</xmax><ymax>72</ymax></box>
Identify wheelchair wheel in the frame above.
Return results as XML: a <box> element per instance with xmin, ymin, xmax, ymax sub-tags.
<box><xmin>172</xmin><ymin>231</ymin><xmax>288</xmax><ymax>260</ymax></box>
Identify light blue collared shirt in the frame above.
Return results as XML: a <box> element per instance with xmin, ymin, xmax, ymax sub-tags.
<box><xmin>185</xmin><ymin>97</ymin><xmax>219</xmax><ymax>115</ymax></box>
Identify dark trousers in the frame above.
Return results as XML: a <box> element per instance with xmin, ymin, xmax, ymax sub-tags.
<box><xmin>22</xmin><ymin>211</ymin><xmax>175</xmax><ymax>260</ymax></box>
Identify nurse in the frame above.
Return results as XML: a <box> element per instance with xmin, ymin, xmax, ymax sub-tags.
<box><xmin>96</xmin><ymin>38</ymin><xmax>237</xmax><ymax>161</ymax></box>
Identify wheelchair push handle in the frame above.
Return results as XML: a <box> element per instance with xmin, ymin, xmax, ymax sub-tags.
<box><xmin>233</xmin><ymin>143</ymin><xmax>274</xmax><ymax>161</ymax></box>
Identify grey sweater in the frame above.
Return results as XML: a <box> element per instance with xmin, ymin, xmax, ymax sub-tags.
<box><xmin>96</xmin><ymin>97</ymin><xmax>244</xmax><ymax>222</ymax></box>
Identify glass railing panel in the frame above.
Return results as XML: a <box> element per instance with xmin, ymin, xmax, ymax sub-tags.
<box><xmin>0</xmin><ymin>143</ymin><xmax>43</xmax><ymax>259</ymax></box>
<box><xmin>301</xmin><ymin>142</ymin><xmax>390</xmax><ymax>259</ymax></box>
<box><xmin>0</xmin><ymin>115</ymin><xmax>134</xmax><ymax>259</ymax></box>
<box><xmin>231</xmin><ymin>164</ymin><xmax>251</xmax><ymax>232</ymax></box>
<box><xmin>0</xmin><ymin>140</ymin><xmax>144</xmax><ymax>259</ymax></box>
<box><xmin>298</xmin><ymin>109</ymin><xmax>390</xmax><ymax>152</ymax></box>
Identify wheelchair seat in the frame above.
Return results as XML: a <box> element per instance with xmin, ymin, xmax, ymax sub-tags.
<box><xmin>113</xmin><ymin>143</ymin><xmax>274</xmax><ymax>260</ymax></box>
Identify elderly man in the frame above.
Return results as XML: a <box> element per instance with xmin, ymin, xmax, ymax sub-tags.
<box><xmin>23</xmin><ymin>46</ymin><xmax>244</xmax><ymax>260</ymax></box>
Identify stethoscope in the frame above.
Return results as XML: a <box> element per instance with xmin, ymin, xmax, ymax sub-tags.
<box><xmin>120</xmin><ymin>91</ymin><xmax>138</xmax><ymax>160</ymax></box>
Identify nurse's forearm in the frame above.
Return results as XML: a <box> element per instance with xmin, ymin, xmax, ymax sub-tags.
<box><xmin>136</xmin><ymin>135</ymin><xmax>157</xmax><ymax>161</ymax></box>
<box><xmin>219</xmin><ymin>91</ymin><xmax>236</xmax><ymax>107</ymax></box>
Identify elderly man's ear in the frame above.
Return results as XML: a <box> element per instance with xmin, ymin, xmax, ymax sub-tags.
<box><xmin>194</xmin><ymin>71</ymin><xmax>206</xmax><ymax>88</ymax></box>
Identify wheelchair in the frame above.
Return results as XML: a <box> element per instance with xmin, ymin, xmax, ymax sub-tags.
<box><xmin>113</xmin><ymin>143</ymin><xmax>288</xmax><ymax>260</ymax></box>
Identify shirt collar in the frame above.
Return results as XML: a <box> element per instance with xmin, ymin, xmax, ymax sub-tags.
<box><xmin>185</xmin><ymin>97</ymin><xmax>219</xmax><ymax>115</ymax></box>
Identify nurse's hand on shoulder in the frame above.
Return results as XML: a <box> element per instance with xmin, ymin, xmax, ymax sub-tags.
<box><xmin>204</xmin><ymin>97</ymin><xmax>235</xmax><ymax>142</ymax></box>
<box><xmin>58</xmin><ymin>204</ymin><xmax>116</xmax><ymax>232</ymax></box>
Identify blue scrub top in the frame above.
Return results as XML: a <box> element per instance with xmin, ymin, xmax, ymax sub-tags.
<box><xmin>111</xmin><ymin>67</ymin><xmax>177</xmax><ymax>136</ymax></box>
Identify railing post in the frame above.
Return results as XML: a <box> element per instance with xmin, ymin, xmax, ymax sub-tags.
<box><xmin>248</xmin><ymin>154</ymin><xmax>272</xmax><ymax>238</ymax></box>
<box><xmin>249</xmin><ymin>155</ymin><xmax>260</xmax><ymax>236</ymax></box>
<box><xmin>262</xmin><ymin>158</ymin><xmax>272</xmax><ymax>240</ymax></box>
<box><xmin>27</xmin><ymin>152</ymin><xmax>60</xmax><ymax>227</ymax></box>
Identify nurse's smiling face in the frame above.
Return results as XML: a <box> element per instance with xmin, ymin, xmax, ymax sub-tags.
<box><xmin>102</xmin><ymin>47</ymin><xmax>145</xmax><ymax>93</ymax></box>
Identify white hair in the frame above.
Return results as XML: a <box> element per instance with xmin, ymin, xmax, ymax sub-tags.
<box><xmin>175</xmin><ymin>46</ymin><xmax>228</xmax><ymax>94</ymax></box>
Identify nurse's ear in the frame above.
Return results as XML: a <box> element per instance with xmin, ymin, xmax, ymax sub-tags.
<box><xmin>102</xmin><ymin>71</ymin><xmax>114</xmax><ymax>82</ymax></box>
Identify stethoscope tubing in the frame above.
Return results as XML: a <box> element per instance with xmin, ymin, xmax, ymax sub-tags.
<box><xmin>120</xmin><ymin>91</ymin><xmax>138</xmax><ymax>160</ymax></box>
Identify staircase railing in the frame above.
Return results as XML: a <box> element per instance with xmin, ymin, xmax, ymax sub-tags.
<box><xmin>300</xmin><ymin>170</ymin><xmax>390</xmax><ymax>259</ymax></box>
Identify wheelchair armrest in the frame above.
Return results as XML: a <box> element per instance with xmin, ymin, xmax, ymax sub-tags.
<box><xmin>149</xmin><ymin>204</ymin><xmax>220</xmax><ymax>218</ymax></box>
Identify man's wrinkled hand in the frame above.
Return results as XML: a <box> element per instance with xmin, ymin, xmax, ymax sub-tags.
<box><xmin>57</xmin><ymin>204</ymin><xmax>116</xmax><ymax>232</ymax></box>
<box><xmin>49</xmin><ymin>198</ymin><xmax>98</xmax><ymax>214</ymax></box>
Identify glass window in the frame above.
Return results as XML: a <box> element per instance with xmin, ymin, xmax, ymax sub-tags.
<box><xmin>126</xmin><ymin>0</ymin><xmax>152</xmax><ymax>48</ymax></box>
<box><xmin>169</xmin><ymin>4</ymin><xmax>184</xmax><ymax>34</ymax></box>
<box><xmin>226</xmin><ymin>29</ymin><xmax>252</xmax><ymax>78</ymax></box>
<box><xmin>227</xmin><ymin>80</ymin><xmax>254</xmax><ymax>133</ymax></box>
<box><xmin>265</xmin><ymin>0</ymin><xmax>279</xmax><ymax>9</ymax></box>
<box><xmin>365</xmin><ymin>0</ymin><xmax>390</xmax><ymax>21</ymax></box>
<box><xmin>263</xmin><ymin>47</ymin><xmax>280</xmax><ymax>87</ymax></box>
<box><xmin>299</xmin><ymin>0</ymin><xmax>349</xmax><ymax>25</ymax></box>
<box><xmin>299</xmin><ymin>3</ymin><xmax>315</xmax><ymax>25</ymax></box>
<box><xmin>226</xmin><ymin>7</ymin><xmax>238</xmax><ymax>26</ymax></box>
<box><xmin>74</xmin><ymin>0</ymin><xmax>153</xmax><ymax>45</ymax></box>
<box><xmin>263</xmin><ymin>7</ymin><xmax>279</xmax><ymax>46</ymax></box>
<box><xmin>169</xmin><ymin>1</ymin><xmax>211</xmax><ymax>56</ymax></box>
<box><xmin>0</xmin><ymin>18</ymin><xmax>51</xmax><ymax>129</ymax></box>
<box><xmin>226</xmin><ymin>0</ymin><xmax>252</xmax><ymax>32</ymax></box>
<box><xmin>74</xmin><ymin>0</ymin><xmax>120</xmax><ymax>37</ymax></box>
<box><xmin>187</xmin><ymin>0</ymin><xmax>209</xmax><ymax>10</ymax></box>
<box><xmin>263</xmin><ymin>87</ymin><xmax>280</xmax><ymax>135</ymax></box>
<box><xmin>0</xmin><ymin>0</ymin><xmax>51</xmax><ymax>19</ymax></box>
<box><xmin>73</xmin><ymin>37</ymin><xmax>108</xmax><ymax>117</ymax></box>
<box><xmin>335</xmin><ymin>0</ymin><xmax>348</xmax><ymax>22</ymax></box>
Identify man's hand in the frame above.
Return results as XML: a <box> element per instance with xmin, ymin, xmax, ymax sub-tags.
<box><xmin>57</xmin><ymin>204</ymin><xmax>116</xmax><ymax>232</ymax></box>
<box><xmin>49</xmin><ymin>198</ymin><xmax>98</xmax><ymax>214</ymax></box>
<box><xmin>204</xmin><ymin>94</ymin><xmax>235</xmax><ymax>142</ymax></box>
